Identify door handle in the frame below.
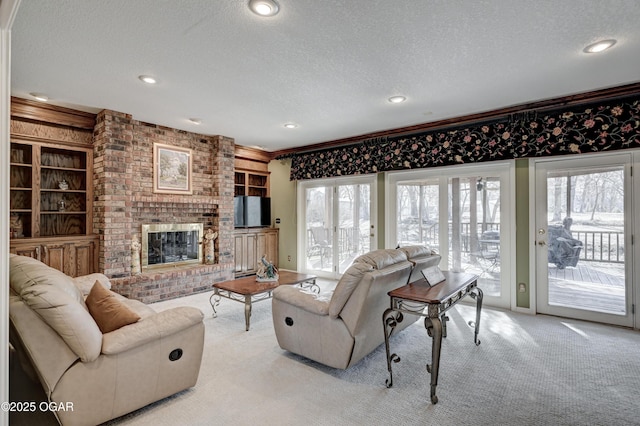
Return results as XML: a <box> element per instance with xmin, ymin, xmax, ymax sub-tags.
<box><xmin>537</xmin><ymin>241</ymin><xmax>547</xmax><ymax>246</ymax></box>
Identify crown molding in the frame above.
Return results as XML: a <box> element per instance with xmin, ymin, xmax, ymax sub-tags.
<box><xmin>11</xmin><ymin>96</ymin><xmax>96</xmax><ymax>130</ymax></box>
<box><xmin>271</xmin><ymin>81</ymin><xmax>640</xmax><ymax>159</ymax></box>
<box><xmin>235</xmin><ymin>145</ymin><xmax>271</xmax><ymax>164</ymax></box>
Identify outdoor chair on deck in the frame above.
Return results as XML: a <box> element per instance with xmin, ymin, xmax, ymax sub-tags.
<box><xmin>548</xmin><ymin>224</ymin><xmax>583</xmax><ymax>269</ymax></box>
<box><xmin>309</xmin><ymin>226</ymin><xmax>332</xmax><ymax>268</ymax></box>
<box><xmin>473</xmin><ymin>230</ymin><xmax>500</xmax><ymax>274</ymax></box>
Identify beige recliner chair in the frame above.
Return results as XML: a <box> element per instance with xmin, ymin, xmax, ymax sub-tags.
<box><xmin>9</xmin><ymin>254</ymin><xmax>205</xmax><ymax>426</ymax></box>
<box><xmin>272</xmin><ymin>246</ymin><xmax>441</xmax><ymax>369</ymax></box>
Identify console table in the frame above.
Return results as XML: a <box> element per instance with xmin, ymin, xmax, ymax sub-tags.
<box><xmin>382</xmin><ymin>271</ymin><xmax>482</xmax><ymax>404</ymax></box>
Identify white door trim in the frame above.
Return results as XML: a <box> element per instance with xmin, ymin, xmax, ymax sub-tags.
<box><xmin>531</xmin><ymin>152</ymin><xmax>634</xmax><ymax>327</ymax></box>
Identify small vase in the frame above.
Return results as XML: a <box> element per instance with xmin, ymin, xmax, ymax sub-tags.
<box><xmin>58</xmin><ymin>180</ymin><xmax>69</xmax><ymax>190</ymax></box>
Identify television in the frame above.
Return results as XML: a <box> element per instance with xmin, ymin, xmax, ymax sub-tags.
<box><xmin>234</xmin><ymin>196</ymin><xmax>271</xmax><ymax>228</ymax></box>
<box><xmin>234</xmin><ymin>196</ymin><xmax>245</xmax><ymax>227</ymax></box>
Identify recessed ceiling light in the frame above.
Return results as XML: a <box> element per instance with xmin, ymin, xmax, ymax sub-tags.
<box><xmin>583</xmin><ymin>39</ymin><xmax>617</xmax><ymax>53</ymax></box>
<box><xmin>249</xmin><ymin>0</ymin><xmax>280</xmax><ymax>16</ymax></box>
<box><xmin>30</xmin><ymin>93</ymin><xmax>49</xmax><ymax>102</ymax></box>
<box><xmin>138</xmin><ymin>75</ymin><xmax>157</xmax><ymax>84</ymax></box>
<box><xmin>284</xmin><ymin>123</ymin><xmax>298</xmax><ymax>129</ymax></box>
<box><xmin>188</xmin><ymin>118</ymin><xmax>202</xmax><ymax>125</ymax></box>
<box><xmin>388</xmin><ymin>95</ymin><xmax>406</xmax><ymax>103</ymax></box>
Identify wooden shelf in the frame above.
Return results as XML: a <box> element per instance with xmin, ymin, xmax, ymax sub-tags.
<box><xmin>234</xmin><ymin>170</ymin><xmax>270</xmax><ymax>197</ymax></box>
<box><xmin>41</xmin><ymin>211</ymin><xmax>88</xmax><ymax>214</ymax></box>
<box><xmin>40</xmin><ymin>189</ymin><xmax>87</xmax><ymax>193</ymax></box>
<box><xmin>10</xmin><ymin>140</ymin><xmax>92</xmax><ymax>239</ymax></box>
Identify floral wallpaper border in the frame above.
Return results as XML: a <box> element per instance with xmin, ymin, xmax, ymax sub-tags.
<box><xmin>285</xmin><ymin>94</ymin><xmax>640</xmax><ymax>181</ymax></box>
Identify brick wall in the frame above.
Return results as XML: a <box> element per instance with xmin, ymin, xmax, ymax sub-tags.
<box><xmin>93</xmin><ymin>110</ymin><xmax>234</xmax><ymax>303</ymax></box>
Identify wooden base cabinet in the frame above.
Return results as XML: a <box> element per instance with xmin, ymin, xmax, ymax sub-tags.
<box><xmin>10</xmin><ymin>235</ymin><xmax>99</xmax><ymax>277</ymax></box>
<box><xmin>234</xmin><ymin>228</ymin><xmax>278</xmax><ymax>276</ymax></box>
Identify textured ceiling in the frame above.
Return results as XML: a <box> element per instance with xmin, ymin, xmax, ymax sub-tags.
<box><xmin>10</xmin><ymin>0</ymin><xmax>640</xmax><ymax>152</ymax></box>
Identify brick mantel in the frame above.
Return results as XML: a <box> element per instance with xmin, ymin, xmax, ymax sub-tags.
<box><xmin>93</xmin><ymin>109</ymin><xmax>234</xmax><ymax>302</ymax></box>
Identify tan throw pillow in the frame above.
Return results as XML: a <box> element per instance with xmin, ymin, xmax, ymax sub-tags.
<box><xmin>86</xmin><ymin>281</ymin><xmax>141</xmax><ymax>333</ymax></box>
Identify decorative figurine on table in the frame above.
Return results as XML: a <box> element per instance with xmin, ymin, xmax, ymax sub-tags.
<box><xmin>256</xmin><ymin>255</ymin><xmax>279</xmax><ymax>282</ymax></box>
<box><xmin>203</xmin><ymin>228</ymin><xmax>218</xmax><ymax>265</ymax></box>
<box><xmin>131</xmin><ymin>234</ymin><xmax>141</xmax><ymax>275</ymax></box>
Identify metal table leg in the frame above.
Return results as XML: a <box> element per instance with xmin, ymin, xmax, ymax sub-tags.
<box><xmin>382</xmin><ymin>308</ymin><xmax>403</xmax><ymax>388</ymax></box>
<box><xmin>424</xmin><ymin>316</ymin><xmax>443</xmax><ymax>404</ymax></box>
<box><xmin>298</xmin><ymin>278</ymin><xmax>320</xmax><ymax>294</ymax></box>
<box><xmin>244</xmin><ymin>295</ymin><xmax>252</xmax><ymax>331</ymax></box>
<box><xmin>209</xmin><ymin>289</ymin><xmax>220</xmax><ymax>318</ymax></box>
<box><xmin>468</xmin><ymin>287</ymin><xmax>483</xmax><ymax>345</ymax></box>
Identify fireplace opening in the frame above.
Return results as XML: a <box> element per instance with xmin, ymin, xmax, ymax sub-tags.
<box><xmin>141</xmin><ymin>223</ymin><xmax>204</xmax><ymax>270</ymax></box>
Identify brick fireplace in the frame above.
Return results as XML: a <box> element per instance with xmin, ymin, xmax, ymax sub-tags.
<box><xmin>93</xmin><ymin>110</ymin><xmax>235</xmax><ymax>303</ymax></box>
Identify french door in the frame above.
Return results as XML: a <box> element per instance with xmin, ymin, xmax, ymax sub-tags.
<box><xmin>298</xmin><ymin>176</ymin><xmax>376</xmax><ymax>278</ymax></box>
<box><xmin>534</xmin><ymin>154</ymin><xmax>634</xmax><ymax>327</ymax></box>
<box><xmin>388</xmin><ymin>162</ymin><xmax>514</xmax><ymax>309</ymax></box>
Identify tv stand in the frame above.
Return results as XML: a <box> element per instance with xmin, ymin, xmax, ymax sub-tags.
<box><xmin>233</xmin><ymin>227</ymin><xmax>278</xmax><ymax>277</ymax></box>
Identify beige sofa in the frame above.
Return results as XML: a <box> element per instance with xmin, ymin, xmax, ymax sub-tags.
<box><xmin>272</xmin><ymin>246</ymin><xmax>441</xmax><ymax>369</ymax></box>
<box><xmin>9</xmin><ymin>254</ymin><xmax>205</xmax><ymax>426</ymax></box>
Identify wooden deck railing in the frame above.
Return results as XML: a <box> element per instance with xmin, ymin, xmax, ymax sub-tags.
<box><xmin>396</xmin><ymin>222</ymin><xmax>625</xmax><ymax>264</ymax></box>
<box><xmin>573</xmin><ymin>230</ymin><xmax>624</xmax><ymax>263</ymax></box>
<box><xmin>310</xmin><ymin>222</ymin><xmax>625</xmax><ymax>265</ymax></box>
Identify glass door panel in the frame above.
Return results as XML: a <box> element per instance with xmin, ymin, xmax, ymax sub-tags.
<box><xmin>304</xmin><ymin>186</ymin><xmax>334</xmax><ymax>273</ymax></box>
<box><xmin>397</xmin><ymin>181</ymin><xmax>440</xmax><ymax>250</ymax></box>
<box><xmin>448</xmin><ymin>176</ymin><xmax>502</xmax><ymax>298</ymax></box>
<box><xmin>391</xmin><ymin>163</ymin><xmax>512</xmax><ymax>309</ymax></box>
<box><xmin>337</xmin><ymin>184</ymin><xmax>371</xmax><ymax>274</ymax></box>
<box><xmin>535</xmin><ymin>156</ymin><xmax>631</xmax><ymax>326</ymax></box>
<box><xmin>301</xmin><ymin>176</ymin><xmax>376</xmax><ymax>278</ymax></box>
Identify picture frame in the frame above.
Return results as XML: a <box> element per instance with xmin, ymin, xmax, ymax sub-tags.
<box><xmin>421</xmin><ymin>265</ymin><xmax>446</xmax><ymax>286</ymax></box>
<box><xmin>153</xmin><ymin>143</ymin><xmax>192</xmax><ymax>194</ymax></box>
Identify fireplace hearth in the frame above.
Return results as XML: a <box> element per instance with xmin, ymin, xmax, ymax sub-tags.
<box><xmin>141</xmin><ymin>223</ymin><xmax>204</xmax><ymax>270</ymax></box>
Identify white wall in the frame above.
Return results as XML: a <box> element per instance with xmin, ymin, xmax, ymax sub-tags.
<box><xmin>1</xmin><ymin>2</ymin><xmax>21</xmax><ymax>425</ymax></box>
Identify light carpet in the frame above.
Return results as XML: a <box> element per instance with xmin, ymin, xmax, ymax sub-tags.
<box><xmin>99</xmin><ymin>289</ymin><xmax>640</xmax><ymax>426</ymax></box>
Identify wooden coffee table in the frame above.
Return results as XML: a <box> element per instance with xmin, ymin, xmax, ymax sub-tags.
<box><xmin>210</xmin><ymin>271</ymin><xmax>318</xmax><ymax>331</ymax></box>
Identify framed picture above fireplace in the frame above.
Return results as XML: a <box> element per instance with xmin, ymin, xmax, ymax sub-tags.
<box><xmin>153</xmin><ymin>143</ymin><xmax>192</xmax><ymax>194</ymax></box>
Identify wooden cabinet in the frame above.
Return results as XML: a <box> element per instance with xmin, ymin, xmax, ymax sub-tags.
<box><xmin>10</xmin><ymin>140</ymin><xmax>96</xmax><ymax>276</ymax></box>
<box><xmin>233</xmin><ymin>228</ymin><xmax>278</xmax><ymax>276</ymax></box>
<box><xmin>10</xmin><ymin>140</ymin><xmax>92</xmax><ymax>239</ymax></box>
<box><xmin>10</xmin><ymin>97</ymin><xmax>98</xmax><ymax>276</ymax></box>
<box><xmin>234</xmin><ymin>145</ymin><xmax>271</xmax><ymax>197</ymax></box>
<box><xmin>234</xmin><ymin>170</ymin><xmax>269</xmax><ymax>197</ymax></box>
<box><xmin>10</xmin><ymin>235</ymin><xmax>99</xmax><ymax>277</ymax></box>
